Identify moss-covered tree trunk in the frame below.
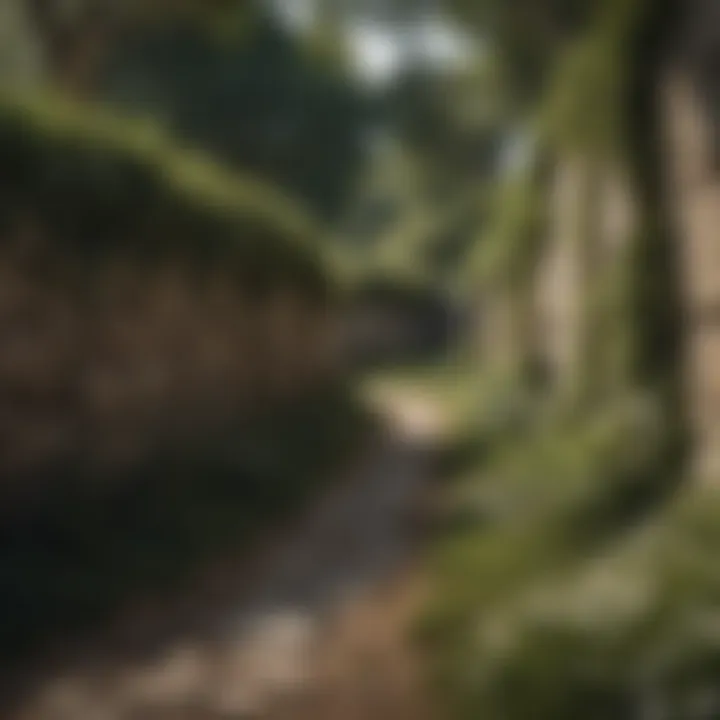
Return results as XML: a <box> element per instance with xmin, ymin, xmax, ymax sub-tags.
<box><xmin>538</xmin><ymin>152</ymin><xmax>601</xmax><ymax>404</ymax></box>
<box><xmin>658</xmin><ymin>20</ymin><xmax>720</xmax><ymax>480</ymax></box>
<box><xmin>565</xmin><ymin>153</ymin><xmax>602</xmax><ymax>402</ymax></box>
<box><xmin>477</xmin><ymin>280</ymin><xmax>527</xmax><ymax>385</ymax></box>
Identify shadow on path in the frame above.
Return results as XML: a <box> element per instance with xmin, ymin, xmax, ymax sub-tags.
<box><xmin>7</xmin><ymin>393</ymin><xmax>441</xmax><ymax>720</ymax></box>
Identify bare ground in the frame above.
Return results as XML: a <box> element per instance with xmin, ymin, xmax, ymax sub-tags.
<box><xmin>7</xmin><ymin>392</ymin><xmax>442</xmax><ymax>720</ymax></box>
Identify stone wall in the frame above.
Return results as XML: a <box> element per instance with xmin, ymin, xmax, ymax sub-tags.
<box><xmin>0</xmin><ymin>236</ymin><xmax>339</xmax><ymax>497</ymax></box>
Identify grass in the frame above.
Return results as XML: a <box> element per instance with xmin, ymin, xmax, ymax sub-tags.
<box><xmin>419</xmin><ymin>381</ymin><xmax>688</xmax><ymax>719</ymax></box>
<box><xmin>436</xmin><ymin>485</ymin><xmax>720</xmax><ymax>720</ymax></box>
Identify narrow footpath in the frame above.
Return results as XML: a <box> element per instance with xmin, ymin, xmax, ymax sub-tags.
<box><xmin>12</xmin><ymin>392</ymin><xmax>443</xmax><ymax>720</ymax></box>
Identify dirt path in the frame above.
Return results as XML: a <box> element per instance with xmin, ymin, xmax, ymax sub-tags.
<box><xmin>11</xmin><ymin>393</ymin><xmax>441</xmax><ymax>720</ymax></box>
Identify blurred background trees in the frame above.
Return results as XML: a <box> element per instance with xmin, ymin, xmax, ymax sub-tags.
<box><xmin>25</xmin><ymin>0</ymin><xmax>368</xmax><ymax>222</ymax></box>
<box><xmin>5</xmin><ymin>1</ymin><xmax>720</xmax><ymax>717</ymax></box>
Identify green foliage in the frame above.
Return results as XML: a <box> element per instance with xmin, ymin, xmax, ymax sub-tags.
<box><xmin>0</xmin><ymin>86</ymin><xmax>375</xmax><ymax>664</ymax></box>
<box><xmin>536</xmin><ymin>0</ymin><xmax>646</xmax><ymax>158</ymax></box>
<box><xmin>0</xmin><ymin>91</ymin><xmax>334</xmax><ymax>293</ymax></box>
<box><xmin>423</xmin><ymin>1</ymin><xmax>692</xmax><ymax>717</ymax></box>
<box><xmin>387</xmin><ymin>64</ymin><xmax>503</xmax><ymax>192</ymax></box>
<box><xmin>442</xmin><ymin>486</ymin><xmax>720</xmax><ymax>720</ymax></box>
<box><xmin>580</xmin><ymin>239</ymin><xmax>637</xmax><ymax>395</ymax></box>
<box><xmin>538</xmin><ymin>37</ymin><xmax>623</xmax><ymax>155</ymax></box>
<box><xmin>357</xmin><ymin>180</ymin><xmax>487</xmax><ymax>294</ymax></box>
<box><xmin>349</xmin><ymin>61</ymin><xmax>503</xmax><ymax>295</ymax></box>
<box><xmin>422</xmin><ymin>390</ymin><xmax>682</xmax><ymax>712</ymax></box>
<box><xmin>98</xmin><ymin>8</ymin><xmax>369</xmax><ymax>221</ymax></box>
<box><xmin>446</xmin><ymin>0</ymin><xmax>600</xmax><ymax>108</ymax></box>
<box><xmin>0</xmin><ymin>0</ymin><xmax>44</xmax><ymax>90</ymax></box>
<box><xmin>462</xmin><ymin>158</ymin><xmax>546</xmax><ymax>293</ymax></box>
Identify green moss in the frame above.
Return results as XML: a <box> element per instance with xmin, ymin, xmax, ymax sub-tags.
<box><xmin>463</xmin><ymin>162</ymin><xmax>546</xmax><ymax>291</ymax></box>
<box><xmin>422</xmin><ymin>388</ymin><xmax>682</xmax><ymax>711</ymax></box>
<box><xmin>536</xmin><ymin>0</ymin><xmax>645</xmax><ymax>158</ymax></box>
<box><xmin>425</xmin><ymin>1</ymin><xmax>691</xmax><ymax>716</ymax></box>
<box><xmin>0</xmin><ymin>89</ymin><xmax>364</xmax><ymax>663</ymax></box>
<box><xmin>440</xmin><ymin>487</ymin><xmax>720</xmax><ymax>720</ymax></box>
<box><xmin>0</xmin><ymin>91</ymin><xmax>330</xmax><ymax>291</ymax></box>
